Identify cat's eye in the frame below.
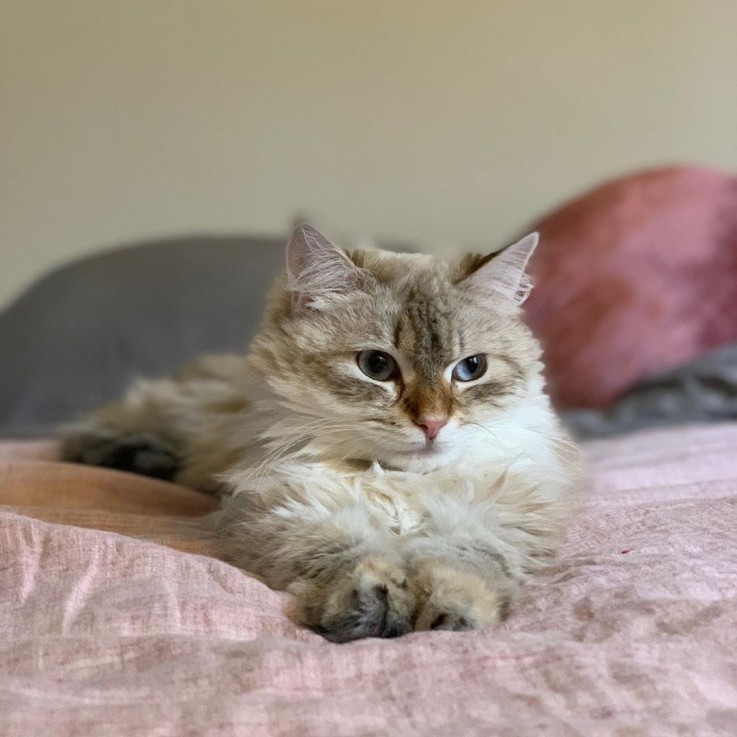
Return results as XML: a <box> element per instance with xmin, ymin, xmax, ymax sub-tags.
<box><xmin>356</xmin><ymin>350</ymin><xmax>398</xmax><ymax>382</ymax></box>
<box><xmin>453</xmin><ymin>354</ymin><xmax>487</xmax><ymax>382</ymax></box>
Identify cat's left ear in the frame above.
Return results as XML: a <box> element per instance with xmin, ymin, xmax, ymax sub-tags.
<box><xmin>286</xmin><ymin>224</ymin><xmax>360</xmax><ymax>310</ymax></box>
<box><xmin>461</xmin><ymin>232</ymin><xmax>539</xmax><ymax>306</ymax></box>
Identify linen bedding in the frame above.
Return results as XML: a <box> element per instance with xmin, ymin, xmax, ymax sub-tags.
<box><xmin>1</xmin><ymin>424</ymin><xmax>735</xmax><ymax>736</ymax></box>
<box><xmin>3</xmin><ymin>165</ymin><xmax>736</xmax><ymax>735</ymax></box>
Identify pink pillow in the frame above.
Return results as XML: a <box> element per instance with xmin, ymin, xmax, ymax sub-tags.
<box><xmin>524</xmin><ymin>166</ymin><xmax>737</xmax><ymax>409</ymax></box>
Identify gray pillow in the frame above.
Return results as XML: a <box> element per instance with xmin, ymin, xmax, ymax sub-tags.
<box><xmin>0</xmin><ymin>234</ymin><xmax>287</xmax><ymax>437</ymax></box>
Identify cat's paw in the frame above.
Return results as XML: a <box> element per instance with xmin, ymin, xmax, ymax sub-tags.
<box><xmin>410</xmin><ymin>560</ymin><xmax>511</xmax><ymax>632</ymax></box>
<box><xmin>295</xmin><ymin>555</ymin><xmax>415</xmax><ymax>643</ymax></box>
<box><xmin>61</xmin><ymin>429</ymin><xmax>180</xmax><ymax>481</ymax></box>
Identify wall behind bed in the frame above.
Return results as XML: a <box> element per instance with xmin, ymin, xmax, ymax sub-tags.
<box><xmin>2</xmin><ymin>0</ymin><xmax>737</xmax><ymax>307</ymax></box>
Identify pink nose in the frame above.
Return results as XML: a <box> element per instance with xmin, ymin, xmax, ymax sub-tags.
<box><xmin>416</xmin><ymin>417</ymin><xmax>448</xmax><ymax>440</ymax></box>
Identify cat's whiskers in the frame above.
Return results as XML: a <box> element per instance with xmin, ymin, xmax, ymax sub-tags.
<box><xmin>248</xmin><ymin>422</ymin><xmax>347</xmax><ymax>490</ymax></box>
<box><xmin>492</xmin><ymin>422</ymin><xmax>580</xmax><ymax>454</ymax></box>
<box><xmin>462</xmin><ymin>420</ymin><xmax>572</xmax><ymax>467</ymax></box>
<box><xmin>247</xmin><ymin>419</ymin><xmax>371</xmax><ymax>490</ymax></box>
<box><xmin>245</xmin><ymin>418</ymin><xmax>338</xmax><ymax>490</ymax></box>
<box><xmin>481</xmin><ymin>421</ymin><xmax>579</xmax><ymax>464</ymax></box>
<box><xmin>265</xmin><ymin>419</ymin><xmax>396</xmax><ymax>481</ymax></box>
<box><xmin>466</xmin><ymin>421</ymin><xmax>504</xmax><ymax>445</ymax></box>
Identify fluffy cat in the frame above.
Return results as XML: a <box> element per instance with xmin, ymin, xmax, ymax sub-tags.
<box><xmin>61</xmin><ymin>225</ymin><xmax>581</xmax><ymax>642</ymax></box>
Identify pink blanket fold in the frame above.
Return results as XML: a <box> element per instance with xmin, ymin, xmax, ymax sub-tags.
<box><xmin>1</xmin><ymin>424</ymin><xmax>736</xmax><ymax>736</ymax></box>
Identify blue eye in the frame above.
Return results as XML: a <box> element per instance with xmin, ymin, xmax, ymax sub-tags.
<box><xmin>357</xmin><ymin>350</ymin><xmax>398</xmax><ymax>381</ymax></box>
<box><xmin>453</xmin><ymin>354</ymin><xmax>487</xmax><ymax>382</ymax></box>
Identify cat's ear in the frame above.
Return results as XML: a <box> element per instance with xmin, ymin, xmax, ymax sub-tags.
<box><xmin>461</xmin><ymin>232</ymin><xmax>539</xmax><ymax>306</ymax></box>
<box><xmin>286</xmin><ymin>224</ymin><xmax>359</xmax><ymax>309</ymax></box>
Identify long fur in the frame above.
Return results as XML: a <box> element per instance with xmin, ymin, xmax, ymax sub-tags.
<box><xmin>61</xmin><ymin>227</ymin><xmax>581</xmax><ymax>642</ymax></box>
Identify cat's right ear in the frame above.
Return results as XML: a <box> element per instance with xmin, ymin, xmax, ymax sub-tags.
<box><xmin>286</xmin><ymin>225</ymin><xmax>360</xmax><ymax>310</ymax></box>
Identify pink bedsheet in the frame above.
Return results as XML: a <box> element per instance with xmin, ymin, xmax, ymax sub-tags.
<box><xmin>1</xmin><ymin>424</ymin><xmax>736</xmax><ymax>736</ymax></box>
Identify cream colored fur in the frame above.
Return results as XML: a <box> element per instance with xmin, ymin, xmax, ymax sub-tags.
<box><xmin>61</xmin><ymin>226</ymin><xmax>581</xmax><ymax>642</ymax></box>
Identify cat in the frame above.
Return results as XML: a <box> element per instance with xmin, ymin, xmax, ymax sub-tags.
<box><xmin>61</xmin><ymin>225</ymin><xmax>581</xmax><ymax>642</ymax></box>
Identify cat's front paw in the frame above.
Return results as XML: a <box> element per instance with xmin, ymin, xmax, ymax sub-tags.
<box><xmin>410</xmin><ymin>560</ymin><xmax>511</xmax><ymax>632</ymax></box>
<box><xmin>294</xmin><ymin>555</ymin><xmax>415</xmax><ymax>643</ymax></box>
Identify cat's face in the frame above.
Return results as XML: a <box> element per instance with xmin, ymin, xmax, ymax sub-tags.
<box><xmin>250</xmin><ymin>226</ymin><xmax>545</xmax><ymax>473</ymax></box>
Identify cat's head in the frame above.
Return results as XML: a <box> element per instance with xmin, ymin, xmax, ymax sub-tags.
<box><xmin>249</xmin><ymin>225</ymin><xmax>547</xmax><ymax>473</ymax></box>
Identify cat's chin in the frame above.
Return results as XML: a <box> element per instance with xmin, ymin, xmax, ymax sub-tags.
<box><xmin>381</xmin><ymin>446</ymin><xmax>454</xmax><ymax>474</ymax></box>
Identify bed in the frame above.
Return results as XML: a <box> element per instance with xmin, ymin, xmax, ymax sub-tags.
<box><xmin>1</xmin><ymin>425</ymin><xmax>735</xmax><ymax>736</ymax></box>
<box><xmin>2</xmin><ymin>166</ymin><xmax>736</xmax><ymax>735</ymax></box>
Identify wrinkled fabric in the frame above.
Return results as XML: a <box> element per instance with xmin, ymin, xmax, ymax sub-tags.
<box><xmin>1</xmin><ymin>425</ymin><xmax>736</xmax><ymax>737</ymax></box>
<box><xmin>565</xmin><ymin>341</ymin><xmax>737</xmax><ymax>438</ymax></box>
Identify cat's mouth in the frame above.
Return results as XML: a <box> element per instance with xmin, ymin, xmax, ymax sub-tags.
<box><xmin>369</xmin><ymin>436</ymin><xmax>451</xmax><ymax>472</ymax></box>
<box><xmin>382</xmin><ymin>441</ymin><xmax>451</xmax><ymax>473</ymax></box>
<box><xmin>408</xmin><ymin>439</ymin><xmax>444</xmax><ymax>456</ymax></box>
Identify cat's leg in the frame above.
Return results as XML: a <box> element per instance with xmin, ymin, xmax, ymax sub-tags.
<box><xmin>294</xmin><ymin>553</ymin><xmax>415</xmax><ymax>642</ymax></box>
<box><xmin>221</xmin><ymin>494</ymin><xmax>523</xmax><ymax>638</ymax></box>
<box><xmin>60</xmin><ymin>355</ymin><xmax>248</xmax><ymax>491</ymax></box>
<box><xmin>405</xmin><ymin>540</ymin><xmax>519</xmax><ymax>631</ymax></box>
<box><xmin>403</xmin><ymin>481</ymin><xmax>567</xmax><ymax>632</ymax></box>
<box><xmin>219</xmin><ymin>470</ymin><xmax>570</xmax><ymax>640</ymax></box>
<box><xmin>61</xmin><ymin>378</ymin><xmax>189</xmax><ymax>482</ymax></box>
<box><xmin>217</xmin><ymin>488</ymin><xmax>415</xmax><ymax>642</ymax></box>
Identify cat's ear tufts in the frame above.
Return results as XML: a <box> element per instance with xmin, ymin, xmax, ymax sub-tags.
<box><xmin>286</xmin><ymin>225</ymin><xmax>359</xmax><ymax>309</ymax></box>
<box><xmin>461</xmin><ymin>232</ymin><xmax>539</xmax><ymax>306</ymax></box>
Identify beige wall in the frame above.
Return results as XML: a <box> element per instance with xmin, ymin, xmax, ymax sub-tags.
<box><xmin>2</xmin><ymin>0</ymin><xmax>737</xmax><ymax>307</ymax></box>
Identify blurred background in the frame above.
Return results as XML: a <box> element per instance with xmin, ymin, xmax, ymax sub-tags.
<box><xmin>3</xmin><ymin>0</ymin><xmax>737</xmax><ymax>437</ymax></box>
<box><xmin>3</xmin><ymin>0</ymin><xmax>737</xmax><ymax>308</ymax></box>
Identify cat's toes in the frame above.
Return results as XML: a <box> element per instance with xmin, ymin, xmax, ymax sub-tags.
<box><xmin>61</xmin><ymin>430</ymin><xmax>181</xmax><ymax>481</ymax></box>
<box><xmin>411</xmin><ymin>561</ymin><xmax>511</xmax><ymax>633</ymax></box>
<box><xmin>299</xmin><ymin>555</ymin><xmax>415</xmax><ymax>643</ymax></box>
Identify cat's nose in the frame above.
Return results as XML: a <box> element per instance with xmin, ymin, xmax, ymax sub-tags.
<box><xmin>416</xmin><ymin>417</ymin><xmax>448</xmax><ymax>440</ymax></box>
